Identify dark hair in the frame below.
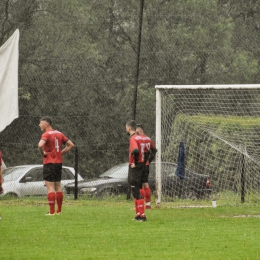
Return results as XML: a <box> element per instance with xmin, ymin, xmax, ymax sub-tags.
<box><xmin>126</xmin><ymin>120</ymin><xmax>136</xmax><ymax>131</ymax></box>
<box><xmin>40</xmin><ymin>116</ymin><xmax>52</xmax><ymax>126</ymax></box>
<box><xmin>136</xmin><ymin>124</ymin><xmax>143</xmax><ymax>130</ymax></box>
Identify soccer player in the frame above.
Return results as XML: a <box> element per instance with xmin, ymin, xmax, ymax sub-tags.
<box><xmin>136</xmin><ymin>124</ymin><xmax>157</xmax><ymax>209</ymax></box>
<box><xmin>38</xmin><ymin>116</ymin><xmax>74</xmax><ymax>215</ymax></box>
<box><xmin>0</xmin><ymin>150</ymin><xmax>3</xmax><ymax>194</ymax></box>
<box><xmin>126</xmin><ymin>120</ymin><xmax>148</xmax><ymax>221</ymax></box>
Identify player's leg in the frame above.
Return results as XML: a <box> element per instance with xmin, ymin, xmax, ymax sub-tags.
<box><xmin>54</xmin><ymin>164</ymin><xmax>63</xmax><ymax>215</ymax></box>
<box><xmin>143</xmin><ymin>183</ymin><xmax>151</xmax><ymax>209</ymax></box>
<box><xmin>55</xmin><ymin>182</ymin><xmax>63</xmax><ymax>214</ymax></box>
<box><xmin>43</xmin><ymin>164</ymin><xmax>56</xmax><ymax>215</ymax></box>
<box><xmin>130</xmin><ymin>166</ymin><xmax>146</xmax><ymax>221</ymax></box>
<box><xmin>54</xmin><ymin>181</ymin><xmax>62</xmax><ymax>192</ymax></box>
<box><xmin>143</xmin><ymin>165</ymin><xmax>151</xmax><ymax>209</ymax></box>
<box><xmin>129</xmin><ymin>166</ymin><xmax>140</xmax><ymax>217</ymax></box>
<box><xmin>140</xmin><ymin>187</ymin><xmax>145</xmax><ymax>200</ymax></box>
<box><xmin>140</xmin><ymin>167</ymin><xmax>146</xmax><ymax>201</ymax></box>
<box><xmin>44</xmin><ymin>181</ymin><xmax>56</xmax><ymax>215</ymax></box>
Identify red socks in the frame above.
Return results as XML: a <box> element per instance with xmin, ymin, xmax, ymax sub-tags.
<box><xmin>136</xmin><ymin>198</ymin><xmax>145</xmax><ymax>216</ymax></box>
<box><xmin>47</xmin><ymin>192</ymin><xmax>63</xmax><ymax>214</ymax></box>
<box><xmin>140</xmin><ymin>187</ymin><xmax>151</xmax><ymax>206</ymax></box>
<box><xmin>47</xmin><ymin>192</ymin><xmax>55</xmax><ymax>214</ymax></box>
<box><xmin>56</xmin><ymin>192</ymin><xmax>63</xmax><ymax>214</ymax></box>
<box><xmin>144</xmin><ymin>187</ymin><xmax>151</xmax><ymax>205</ymax></box>
<box><xmin>140</xmin><ymin>188</ymin><xmax>145</xmax><ymax>199</ymax></box>
<box><xmin>137</xmin><ymin>190</ymin><xmax>146</xmax><ymax>215</ymax></box>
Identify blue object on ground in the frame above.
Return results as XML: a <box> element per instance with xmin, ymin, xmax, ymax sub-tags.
<box><xmin>175</xmin><ymin>141</ymin><xmax>185</xmax><ymax>179</ymax></box>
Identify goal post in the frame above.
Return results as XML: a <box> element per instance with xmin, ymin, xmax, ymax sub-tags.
<box><xmin>155</xmin><ymin>85</ymin><xmax>260</xmax><ymax>206</ymax></box>
<box><xmin>155</xmin><ymin>88</ymin><xmax>162</xmax><ymax>206</ymax></box>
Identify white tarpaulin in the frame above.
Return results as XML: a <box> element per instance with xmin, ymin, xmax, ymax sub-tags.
<box><xmin>0</xmin><ymin>29</ymin><xmax>19</xmax><ymax>132</ymax></box>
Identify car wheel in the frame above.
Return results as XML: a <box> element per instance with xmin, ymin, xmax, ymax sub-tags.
<box><xmin>186</xmin><ymin>191</ymin><xmax>197</xmax><ymax>200</ymax></box>
<box><xmin>5</xmin><ymin>193</ymin><xmax>19</xmax><ymax>198</ymax></box>
<box><xmin>98</xmin><ymin>188</ymin><xmax>118</xmax><ymax>199</ymax></box>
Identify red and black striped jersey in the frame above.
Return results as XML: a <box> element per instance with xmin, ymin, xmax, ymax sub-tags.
<box><xmin>128</xmin><ymin>133</ymin><xmax>155</xmax><ymax>165</ymax></box>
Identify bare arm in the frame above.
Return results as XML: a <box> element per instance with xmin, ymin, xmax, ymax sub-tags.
<box><xmin>38</xmin><ymin>139</ymin><xmax>46</xmax><ymax>157</ymax></box>
<box><xmin>61</xmin><ymin>140</ymin><xmax>74</xmax><ymax>155</ymax></box>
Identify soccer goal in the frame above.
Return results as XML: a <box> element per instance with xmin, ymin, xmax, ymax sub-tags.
<box><xmin>155</xmin><ymin>85</ymin><xmax>260</xmax><ymax>206</ymax></box>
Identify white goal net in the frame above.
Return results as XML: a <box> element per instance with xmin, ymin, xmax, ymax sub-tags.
<box><xmin>155</xmin><ymin>85</ymin><xmax>260</xmax><ymax>206</ymax></box>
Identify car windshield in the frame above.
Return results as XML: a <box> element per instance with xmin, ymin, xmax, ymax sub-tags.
<box><xmin>164</xmin><ymin>165</ymin><xmax>177</xmax><ymax>178</ymax></box>
<box><xmin>149</xmin><ymin>162</ymin><xmax>177</xmax><ymax>179</ymax></box>
<box><xmin>3</xmin><ymin>167</ymin><xmax>27</xmax><ymax>182</ymax></box>
<box><xmin>99</xmin><ymin>164</ymin><xmax>128</xmax><ymax>179</ymax></box>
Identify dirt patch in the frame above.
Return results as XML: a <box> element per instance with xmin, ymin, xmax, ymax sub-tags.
<box><xmin>233</xmin><ymin>214</ymin><xmax>260</xmax><ymax>218</ymax></box>
<box><xmin>170</xmin><ymin>205</ymin><xmax>212</xmax><ymax>208</ymax></box>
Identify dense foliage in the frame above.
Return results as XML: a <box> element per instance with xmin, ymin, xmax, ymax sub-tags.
<box><xmin>1</xmin><ymin>0</ymin><xmax>260</xmax><ymax>177</ymax></box>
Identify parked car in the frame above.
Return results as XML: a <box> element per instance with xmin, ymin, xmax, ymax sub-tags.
<box><xmin>161</xmin><ymin>164</ymin><xmax>211</xmax><ymax>199</ymax></box>
<box><xmin>1</xmin><ymin>165</ymin><xmax>83</xmax><ymax>198</ymax></box>
<box><xmin>65</xmin><ymin>163</ymin><xmax>135</xmax><ymax>197</ymax></box>
<box><xmin>64</xmin><ymin>162</ymin><xmax>211</xmax><ymax>199</ymax></box>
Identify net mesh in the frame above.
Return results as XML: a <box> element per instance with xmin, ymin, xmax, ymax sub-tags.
<box><xmin>158</xmin><ymin>86</ymin><xmax>260</xmax><ymax>205</ymax></box>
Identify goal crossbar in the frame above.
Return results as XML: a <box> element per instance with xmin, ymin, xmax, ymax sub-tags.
<box><xmin>155</xmin><ymin>84</ymin><xmax>260</xmax><ymax>90</ymax></box>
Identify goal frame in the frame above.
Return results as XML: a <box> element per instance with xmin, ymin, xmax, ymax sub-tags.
<box><xmin>155</xmin><ymin>84</ymin><xmax>260</xmax><ymax>206</ymax></box>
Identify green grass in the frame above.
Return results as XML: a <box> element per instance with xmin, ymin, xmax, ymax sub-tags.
<box><xmin>1</xmin><ymin>199</ymin><xmax>260</xmax><ymax>260</ymax></box>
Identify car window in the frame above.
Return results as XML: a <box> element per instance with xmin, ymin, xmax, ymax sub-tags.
<box><xmin>3</xmin><ymin>167</ymin><xmax>26</xmax><ymax>181</ymax></box>
<box><xmin>24</xmin><ymin>168</ymin><xmax>43</xmax><ymax>182</ymax></box>
<box><xmin>149</xmin><ymin>163</ymin><xmax>177</xmax><ymax>179</ymax></box>
<box><xmin>149</xmin><ymin>163</ymin><xmax>155</xmax><ymax>178</ymax></box>
<box><xmin>62</xmin><ymin>168</ymin><xmax>74</xmax><ymax>180</ymax></box>
<box><xmin>150</xmin><ymin>163</ymin><xmax>177</xmax><ymax>178</ymax></box>
<box><xmin>100</xmin><ymin>164</ymin><xmax>128</xmax><ymax>179</ymax></box>
<box><xmin>162</xmin><ymin>163</ymin><xmax>177</xmax><ymax>178</ymax></box>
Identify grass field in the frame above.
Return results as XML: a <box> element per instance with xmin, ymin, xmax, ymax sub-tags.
<box><xmin>1</xmin><ymin>198</ymin><xmax>260</xmax><ymax>260</ymax></box>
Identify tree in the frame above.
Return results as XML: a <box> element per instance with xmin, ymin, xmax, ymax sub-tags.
<box><xmin>2</xmin><ymin>0</ymin><xmax>260</xmax><ymax>178</ymax></box>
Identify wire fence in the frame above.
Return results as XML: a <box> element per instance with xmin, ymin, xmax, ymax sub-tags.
<box><xmin>1</xmin><ymin>0</ymin><xmax>260</xmax><ymax>201</ymax></box>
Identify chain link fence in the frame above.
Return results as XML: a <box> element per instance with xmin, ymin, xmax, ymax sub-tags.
<box><xmin>1</xmin><ymin>0</ymin><xmax>260</xmax><ymax>200</ymax></box>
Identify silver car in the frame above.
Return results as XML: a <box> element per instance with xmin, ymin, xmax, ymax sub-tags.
<box><xmin>1</xmin><ymin>165</ymin><xmax>83</xmax><ymax>197</ymax></box>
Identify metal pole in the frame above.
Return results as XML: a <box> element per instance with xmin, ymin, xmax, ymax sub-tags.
<box><xmin>241</xmin><ymin>152</ymin><xmax>245</xmax><ymax>203</ymax></box>
<box><xmin>74</xmin><ymin>146</ymin><xmax>79</xmax><ymax>200</ymax></box>
<box><xmin>155</xmin><ymin>88</ymin><xmax>162</xmax><ymax>207</ymax></box>
<box><xmin>132</xmin><ymin>0</ymin><xmax>144</xmax><ymax>120</ymax></box>
<box><xmin>127</xmin><ymin>0</ymin><xmax>145</xmax><ymax>200</ymax></box>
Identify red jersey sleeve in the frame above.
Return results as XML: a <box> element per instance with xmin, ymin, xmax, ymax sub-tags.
<box><xmin>149</xmin><ymin>139</ymin><xmax>155</xmax><ymax>149</ymax></box>
<box><xmin>129</xmin><ymin>136</ymin><xmax>138</xmax><ymax>153</ymax></box>
<box><xmin>41</xmin><ymin>132</ymin><xmax>49</xmax><ymax>142</ymax></box>
<box><xmin>129</xmin><ymin>135</ymin><xmax>139</xmax><ymax>164</ymax></box>
<box><xmin>61</xmin><ymin>133</ymin><xmax>69</xmax><ymax>144</ymax></box>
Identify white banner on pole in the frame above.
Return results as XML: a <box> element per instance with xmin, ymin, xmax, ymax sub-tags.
<box><xmin>0</xmin><ymin>29</ymin><xmax>19</xmax><ymax>132</ymax></box>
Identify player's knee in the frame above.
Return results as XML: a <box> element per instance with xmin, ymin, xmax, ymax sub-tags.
<box><xmin>131</xmin><ymin>185</ymin><xmax>142</xmax><ymax>199</ymax></box>
<box><xmin>143</xmin><ymin>182</ymin><xmax>149</xmax><ymax>188</ymax></box>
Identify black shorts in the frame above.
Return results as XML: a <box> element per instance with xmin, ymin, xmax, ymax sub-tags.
<box><xmin>129</xmin><ymin>163</ymin><xmax>144</xmax><ymax>189</ymax></box>
<box><xmin>141</xmin><ymin>165</ymin><xmax>149</xmax><ymax>184</ymax></box>
<box><xmin>43</xmin><ymin>163</ymin><xmax>62</xmax><ymax>182</ymax></box>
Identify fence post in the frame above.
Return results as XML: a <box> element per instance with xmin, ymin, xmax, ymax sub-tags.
<box><xmin>132</xmin><ymin>0</ymin><xmax>144</xmax><ymax>120</ymax></box>
<box><xmin>241</xmin><ymin>151</ymin><xmax>245</xmax><ymax>203</ymax></box>
<box><xmin>74</xmin><ymin>146</ymin><xmax>79</xmax><ymax>200</ymax></box>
